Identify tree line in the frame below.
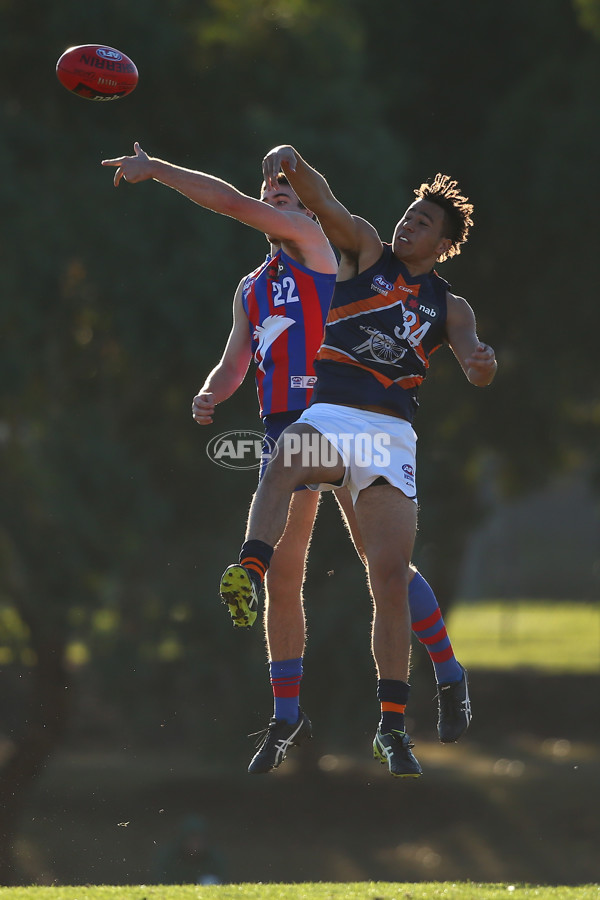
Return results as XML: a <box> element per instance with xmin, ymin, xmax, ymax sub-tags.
<box><xmin>0</xmin><ymin>0</ymin><xmax>598</xmax><ymax>882</ymax></box>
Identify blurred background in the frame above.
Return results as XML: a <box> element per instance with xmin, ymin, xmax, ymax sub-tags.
<box><xmin>0</xmin><ymin>0</ymin><xmax>599</xmax><ymax>887</ymax></box>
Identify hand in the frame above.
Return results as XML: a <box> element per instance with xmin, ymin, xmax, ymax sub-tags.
<box><xmin>262</xmin><ymin>145</ymin><xmax>297</xmax><ymax>189</ymax></box>
<box><xmin>465</xmin><ymin>343</ymin><xmax>497</xmax><ymax>381</ymax></box>
<box><xmin>101</xmin><ymin>141</ymin><xmax>153</xmax><ymax>187</ymax></box>
<box><xmin>192</xmin><ymin>391</ymin><xmax>216</xmax><ymax>425</ymax></box>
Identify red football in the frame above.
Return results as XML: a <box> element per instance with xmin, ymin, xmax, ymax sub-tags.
<box><xmin>56</xmin><ymin>44</ymin><xmax>138</xmax><ymax>101</ymax></box>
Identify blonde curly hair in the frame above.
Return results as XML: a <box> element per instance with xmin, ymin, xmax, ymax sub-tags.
<box><xmin>415</xmin><ymin>173</ymin><xmax>474</xmax><ymax>261</ymax></box>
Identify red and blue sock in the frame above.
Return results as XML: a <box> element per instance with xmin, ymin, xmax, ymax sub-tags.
<box><xmin>377</xmin><ymin>678</ymin><xmax>410</xmax><ymax>735</ymax></box>
<box><xmin>270</xmin><ymin>657</ymin><xmax>303</xmax><ymax>724</ymax></box>
<box><xmin>409</xmin><ymin>571</ymin><xmax>462</xmax><ymax>685</ymax></box>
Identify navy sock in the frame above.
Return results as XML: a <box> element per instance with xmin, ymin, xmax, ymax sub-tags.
<box><xmin>239</xmin><ymin>539</ymin><xmax>274</xmax><ymax>588</ymax></box>
<box><xmin>377</xmin><ymin>678</ymin><xmax>410</xmax><ymax>734</ymax></box>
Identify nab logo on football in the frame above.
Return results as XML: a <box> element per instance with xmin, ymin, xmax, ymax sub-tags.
<box><xmin>206</xmin><ymin>430</ymin><xmax>278</xmax><ymax>470</ymax></box>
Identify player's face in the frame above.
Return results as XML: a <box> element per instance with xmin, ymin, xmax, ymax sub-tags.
<box><xmin>261</xmin><ymin>184</ymin><xmax>307</xmax><ymax>213</ymax></box>
<box><xmin>260</xmin><ymin>184</ymin><xmax>312</xmax><ymax>243</ymax></box>
<box><xmin>392</xmin><ymin>199</ymin><xmax>450</xmax><ymax>265</ymax></box>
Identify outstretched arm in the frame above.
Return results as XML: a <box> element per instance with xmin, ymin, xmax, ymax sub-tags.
<box><xmin>102</xmin><ymin>142</ymin><xmax>325</xmax><ymax>252</ymax></box>
<box><xmin>192</xmin><ymin>279</ymin><xmax>253</xmax><ymax>425</ymax></box>
<box><xmin>446</xmin><ymin>293</ymin><xmax>497</xmax><ymax>386</ymax></box>
<box><xmin>262</xmin><ymin>144</ymin><xmax>382</xmax><ymax>273</ymax></box>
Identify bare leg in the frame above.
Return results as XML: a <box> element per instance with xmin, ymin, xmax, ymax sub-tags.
<box><xmin>334</xmin><ymin>486</ymin><xmax>366</xmax><ymax>561</ymax></box>
<box><xmin>335</xmin><ymin>486</ymin><xmax>418</xmax><ymax>582</ymax></box>
<box><xmin>354</xmin><ymin>484</ymin><xmax>417</xmax><ymax>681</ymax></box>
<box><xmin>245</xmin><ymin>423</ymin><xmax>345</xmax><ymax>546</ymax></box>
<box><xmin>265</xmin><ymin>489</ymin><xmax>320</xmax><ymax>661</ymax></box>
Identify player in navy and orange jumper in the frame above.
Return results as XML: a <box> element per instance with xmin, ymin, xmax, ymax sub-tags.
<box><xmin>312</xmin><ymin>242</ymin><xmax>450</xmax><ymax>422</ymax></box>
<box><xmin>221</xmin><ymin>145</ymin><xmax>497</xmax><ymax>778</ymax></box>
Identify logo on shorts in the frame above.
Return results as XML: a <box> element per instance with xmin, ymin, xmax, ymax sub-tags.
<box><xmin>402</xmin><ymin>463</ymin><xmax>415</xmax><ymax>483</ymax></box>
<box><xmin>206</xmin><ymin>430</ymin><xmax>278</xmax><ymax>470</ymax></box>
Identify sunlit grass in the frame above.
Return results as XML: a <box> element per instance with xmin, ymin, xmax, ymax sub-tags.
<box><xmin>1</xmin><ymin>884</ymin><xmax>599</xmax><ymax>900</ymax></box>
<box><xmin>448</xmin><ymin>600</ymin><xmax>600</xmax><ymax>672</ymax></box>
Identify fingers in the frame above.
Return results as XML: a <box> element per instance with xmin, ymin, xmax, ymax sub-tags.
<box><xmin>192</xmin><ymin>392</ymin><xmax>215</xmax><ymax>424</ymax></box>
<box><xmin>262</xmin><ymin>146</ymin><xmax>296</xmax><ymax>189</ymax></box>
<box><xmin>262</xmin><ymin>154</ymin><xmax>277</xmax><ymax>189</ymax></box>
<box><xmin>466</xmin><ymin>344</ymin><xmax>497</xmax><ymax>369</ymax></box>
<box><xmin>101</xmin><ymin>154</ymin><xmax>127</xmax><ymax>187</ymax></box>
<box><xmin>102</xmin><ymin>143</ymin><xmax>144</xmax><ymax>187</ymax></box>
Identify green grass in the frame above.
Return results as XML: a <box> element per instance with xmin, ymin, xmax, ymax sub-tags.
<box><xmin>0</xmin><ymin>885</ymin><xmax>599</xmax><ymax>900</ymax></box>
<box><xmin>447</xmin><ymin>600</ymin><xmax>600</xmax><ymax>672</ymax></box>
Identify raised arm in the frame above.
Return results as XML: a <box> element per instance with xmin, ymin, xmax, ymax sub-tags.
<box><xmin>192</xmin><ymin>279</ymin><xmax>253</xmax><ymax>425</ymax></box>
<box><xmin>445</xmin><ymin>293</ymin><xmax>497</xmax><ymax>386</ymax></box>
<box><xmin>102</xmin><ymin>142</ymin><xmax>334</xmax><ymax>269</ymax></box>
<box><xmin>262</xmin><ymin>144</ymin><xmax>383</xmax><ymax>275</ymax></box>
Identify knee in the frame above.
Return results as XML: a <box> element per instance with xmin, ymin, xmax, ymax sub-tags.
<box><xmin>265</xmin><ymin>559</ymin><xmax>305</xmax><ymax>604</ymax></box>
<box><xmin>368</xmin><ymin>558</ymin><xmax>410</xmax><ymax>599</ymax></box>
<box><xmin>265</xmin><ymin>577</ymin><xmax>303</xmax><ymax>611</ymax></box>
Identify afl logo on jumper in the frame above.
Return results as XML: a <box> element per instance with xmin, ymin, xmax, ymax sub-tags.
<box><xmin>371</xmin><ymin>275</ymin><xmax>394</xmax><ymax>296</ymax></box>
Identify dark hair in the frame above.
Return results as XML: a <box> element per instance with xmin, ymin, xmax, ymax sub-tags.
<box><xmin>414</xmin><ymin>173</ymin><xmax>474</xmax><ymax>261</ymax></box>
<box><xmin>260</xmin><ymin>172</ymin><xmax>307</xmax><ymax>210</ymax></box>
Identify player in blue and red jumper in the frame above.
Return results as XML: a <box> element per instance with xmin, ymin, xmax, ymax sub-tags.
<box><xmin>221</xmin><ymin>146</ymin><xmax>497</xmax><ymax>778</ymax></box>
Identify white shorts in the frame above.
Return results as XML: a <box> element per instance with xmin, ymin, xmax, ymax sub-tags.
<box><xmin>295</xmin><ymin>403</ymin><xmax>418</xmax><ymax>505</ymax></box>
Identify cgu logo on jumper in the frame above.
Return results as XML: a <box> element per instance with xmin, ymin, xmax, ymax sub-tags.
<box><xmin>206</xmin><ymin>430</ymin><xmax>279</xmax><ymax>470</ymax></box>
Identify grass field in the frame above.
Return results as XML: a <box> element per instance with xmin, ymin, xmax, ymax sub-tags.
<box><xmin>1</xmin><ymin>884</ymin><xmax>599</xmax><ymax>899</ymax></box>
<box><xmin>447</xmin><ymin>600</ymin><xmax>600</xmax><ymax>672</ymax></box>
